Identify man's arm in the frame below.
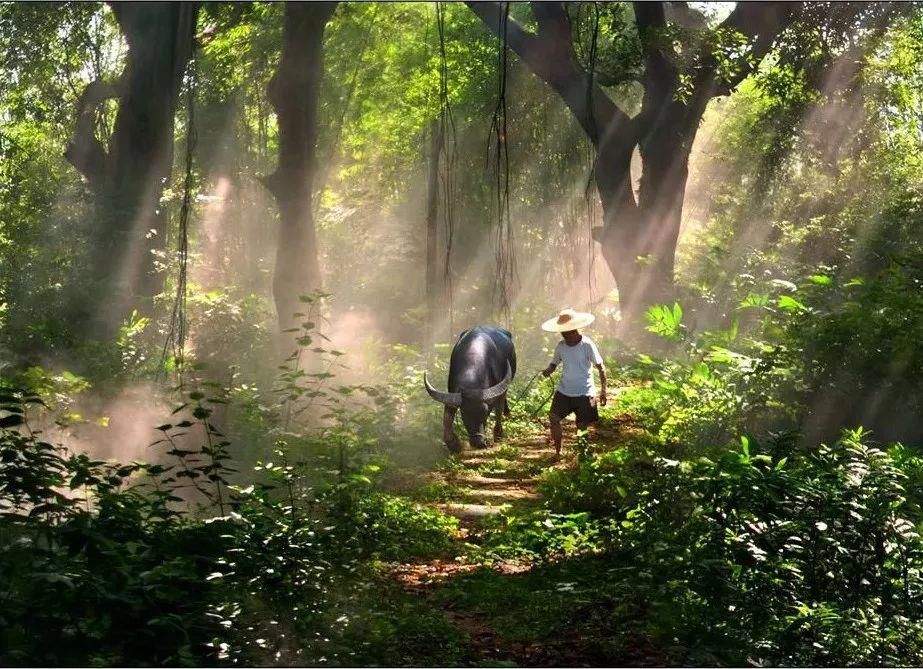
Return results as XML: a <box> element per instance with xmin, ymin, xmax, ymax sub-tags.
<box><xmin>543</xmin><ymin>343</ymin><xmax>561</xmax><ymax>377</ymax></box>
<box><xmin>596</xmin><ymin>363</ymin><xmax>607</xmax><ymax>406</ymax></box>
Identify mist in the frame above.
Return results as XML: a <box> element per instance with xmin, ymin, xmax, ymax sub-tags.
<box><xmin>5</xmin><ymin>1</ymin><xmax>914</xmax><ymax>459</ymax></box>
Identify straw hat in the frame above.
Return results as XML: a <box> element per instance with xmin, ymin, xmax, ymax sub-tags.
<box><xmin>541</xmin><ymin>307</ymin><xmax>595</xmax><ymax>332</ymax></box>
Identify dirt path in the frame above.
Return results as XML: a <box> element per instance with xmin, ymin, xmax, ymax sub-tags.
<box><xmin>435</xmin><ymin>433</ymin><xmax>552</xmax><ymax>522</ymax></box>
<box><xmin>386</xmin><ymin>418</ymin><xmax>597</xmax><ymax>665</ymax></box>
<box><xmin>389</xmin><ymin>429</ymin><xmax>555</xmax><ymax>582</ymax></box>
<box><xmin>378</xmin><ymin>387</ymin><xmax>673</xmax><ymax>667</ymax></box>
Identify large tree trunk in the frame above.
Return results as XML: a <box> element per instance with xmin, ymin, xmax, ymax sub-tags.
<box><xmin>594</xmin><ymin>103</ymin><xmax>696</xmax><ymax>324</ymax></box>
<box><xmin>66</xmin><ymin>2</ymin><xmax>198</xmax><ymax>338</ymax></box>
<box><xmin>262</xmin><ymin>2</ymin><xmax>337</xmax><ymax>332</ymax></box>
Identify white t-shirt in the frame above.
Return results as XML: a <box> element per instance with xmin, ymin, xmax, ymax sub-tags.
<box><xmin>551</xmin><ymin>335</ymin><xmax>603</xmax><ymax>397</ymax></box>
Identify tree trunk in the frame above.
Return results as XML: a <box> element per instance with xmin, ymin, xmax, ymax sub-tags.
<box><xmin>263</xmin><ymin>2</ymin><xmax>337</xmax><ymax>331</ymax></box>
<box><xmin>594</xmin><ymin>105</ymin><xmax>695</xmax><ymax>325</ymax></box>
<box><xmin>66</xmin><ymin>2</ymin><xmax>198</xmax><ymax>338</ymax></box>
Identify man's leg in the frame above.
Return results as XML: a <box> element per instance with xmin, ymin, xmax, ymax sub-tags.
<box><xmin>549</xmin><ymin>413</ymin><xmax>563</xmax><ymax>455</ymax></box>
<box><xmin>548</xmin><ymin>392</ymin><xmax>570</xmax><ymax>456</ymax></box>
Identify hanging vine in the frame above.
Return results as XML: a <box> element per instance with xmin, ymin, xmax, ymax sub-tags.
<box><xmin>160</xmin><ymin>55</ymin><xmax>197</xmax><ymax>387</ymax></box>
<box><xmin>584</xmin><ymin>2</ymin><xmax>601</xmax><ymax>308</ymax></box>
<box><xmin>436</xmin><ymin>1</ymin><xmax>458</xmax><ymax>332</ymax></box>
<box><xmin>488</xmin><ymin>1</ymin><xmax>515</xmax><ymax>324</ymax></box>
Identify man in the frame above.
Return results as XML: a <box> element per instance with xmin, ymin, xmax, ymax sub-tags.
<box><xmin>541</xmin><ymin>308</ymin><xmax>607</xmax><ymax>456</ymax></box>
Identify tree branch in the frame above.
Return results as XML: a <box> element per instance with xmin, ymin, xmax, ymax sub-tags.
<box><xmin>64</xmin><ymin>78</ymin><xmax>121</xmax><ymax>187</ymax></box>
<box><xmin>465</xmin><ymin>1</ymin><xmax>630</xmax><ymax>146</ymax></box>
<box><xmin>633</xmin><ymin>1</ymin><xmax>680</xmax><ymax>124</ymax></box>
<box><xmin>633</xmin><ymin>0</ymin><xmax>672</xmax><ymax>78</ymax></box>
<box><xmin>707</xmin><ymin>2</ymin><xmax>801</xmax><ymax>97</ymax></box>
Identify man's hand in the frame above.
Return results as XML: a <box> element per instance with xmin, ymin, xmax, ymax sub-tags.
<box><xmin>542</xmin><ymin>364</ymin><xmax>556</xmax><ymax>378</ymax></box>
<box><xmin>599</xmin><ymin>390</ymin><xmax>607</xmax><ymax>407</ymax></box>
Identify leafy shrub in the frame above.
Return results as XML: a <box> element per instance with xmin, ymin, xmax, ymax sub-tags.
<box><xmin>328</xmin><ymin>487</ymin><xmax>459</xmax><ymax>561</ymax></box>
<box><xmin>787</xmin><ymin>258</ymin><xmax>923</xmax><ymax>442</ymax></box>
<box><xmin>611</xmin><ymin>429</ymin><xmax>923</xmax><ymax>666</ymax></box>
<box><xmin>478</xmin><ymin>509</ymin><xmax>607</xmax><ymax>561</ymax></box>
<box><xmin>0</xmin><ymin>389</ymin><xmax>228</xmax><ymax>667</ymax></box>
<box><xmin>181</xmin><ymin>287</ymin><xmax>275</xmax><ymax>382</ymax></box>
<box><xmin>0</xmin><ymin>314</ymin><xmax>459</xmax><ymax>666</ymax></box>
<box><xmin>637</xmin><ymin>299</ymin><xmax>801</xmax><ymax>450</ymax></box>
<box><xmin>539</xmin><ymin>446</ymin><xmax>655</xmax><ymax>515</ymax></box>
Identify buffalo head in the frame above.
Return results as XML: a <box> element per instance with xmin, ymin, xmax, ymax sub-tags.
<box><xmin>424</xmin><ymin>362</ymin><xmax>512</xmax><ymax>449</ymax></box>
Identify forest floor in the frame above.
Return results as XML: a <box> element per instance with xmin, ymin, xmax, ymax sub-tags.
<box><xmin>380</xmin><ymin>403</ymin><xmax>666</xmax><ymax>667</ymax></box>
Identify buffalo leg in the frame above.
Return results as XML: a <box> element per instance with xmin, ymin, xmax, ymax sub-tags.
<box><xmin>443</xmin><ymin>406</ymin><xmax>462</xmax><ymax>453</ymax></box>
<box><xmin>493</xmin><ymin>397</ymin><xmax>505</xmax><ymax>442</ymax></box>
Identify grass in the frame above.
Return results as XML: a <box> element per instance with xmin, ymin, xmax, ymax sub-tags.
<box><xmin>476</xmin><ymin>456</ymin><xmax>549</xmax><ymax>478</ymax></box>
<box><xmin>319</xmin><ymin>573</ymin><xmax>472</xmax><ymax>667</ymax></box>
<box><xmin>604</xmin><ymin>384</ymin><xmax>662</xmax><ymax>432</ymax></box>
<box><xmin>409</xmin><ymin>479</ymin><xmax>468</xmax><ymax>503</ymax></box>
<box><xmin>426</xmin><ymin>554</ymin><xmax>659</xmax><ymax>665</ymax></box>
<box><xmin>492</xmin><ymin>443</ymin><xmax>520</xmax><ymax>459</ymax></box>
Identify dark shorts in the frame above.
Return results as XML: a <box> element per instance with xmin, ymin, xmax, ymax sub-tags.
<box><xmin>550</xmin><ymin>391</ymin><xmax>599</xmax><ymax>425</ymax></box>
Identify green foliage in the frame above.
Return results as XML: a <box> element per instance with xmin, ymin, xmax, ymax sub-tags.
<box><xmin>431</xmin><ymin>555</ymin><xmax>635</xmax><ymax>650</ymax></box>
<box><xmin>2</xmin><ymin>4</ymin><xmax>923</xmax><ymax>667</ymax></box>
<box><xmin>330</xmin><ymin>491</ymin><xmax>459</xmax><ymax>562</ymax></box>
<box><xmin>634</xmin><ymin>295</ymin><xmax>801</xmax><ymax>449</ymax></box>
<box><xmin>606</xmin><ymin>383</ymin><xmax>662</xmax><ymax>431</ymax></box>
<box><xmin>0</xmin><ymin>4</ymin><xmax>121</xmax><ymax>358</ymax></box>
<box><xmin>786</xmin><ymin>259</ymin><xmax>923</xmax><ymax>441</ymax></box>
<box><xmin>539</xmin><ymin>445</ymin><xmax>652</xmax><ymax>516</ymax></box>
<box><xmin>677</xmin><ymin>9</ymin><xmax>923</xmax><ymax>446</ymax></box>
<box><xmin>478</xmin><ymin>509</ymin><xmax>606</xmax><ymax>562</ymax></box>
<box><xmin>609</xmin><ymin>430</ymin><xmax>923</xmax><ymax>666</ymax></box>
<box><xmin>644</xmin><ymin>302</ymin><xmax>684</xmax><ymax>340</ymax></box>
<box><xmin>0</xmin><ymin>389</ymin><xmax>227</xmax><ymax>666</ymax></box>
<box><xmin>322</xmin><ymin>579</ymin><xmax>469</xmax><ymax>667</ymax></box>
<box><xmin>0</xmin><ymin>320</ymin><xmax>456</xmax><ymax>666</ymax></box>
<box><xmin>182</xmin><ymin>287</ymin><xmax>275</xmax><ymax>381</ymax></box>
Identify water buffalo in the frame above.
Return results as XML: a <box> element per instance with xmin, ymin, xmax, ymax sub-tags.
<box><xmin>424</xmin><ymin>326</ymin><xmax>516</xmax><ymax>452</ymax></box>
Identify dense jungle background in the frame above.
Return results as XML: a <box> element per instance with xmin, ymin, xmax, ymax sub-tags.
<box><xmin>3</xmin><ymin>1</ymin><xmax>923</xmax><ymax>666</ymax></box>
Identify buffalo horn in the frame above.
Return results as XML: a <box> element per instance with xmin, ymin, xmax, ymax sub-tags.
<box><xmin>472</xmin><ymin>362</ymin><xmax>512</xmax><ymax>402</ymax></box>
<box><xmin>423</xmin><ymin>372</ymin><xmax>462</xmax><ymax>408</ymax></box>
